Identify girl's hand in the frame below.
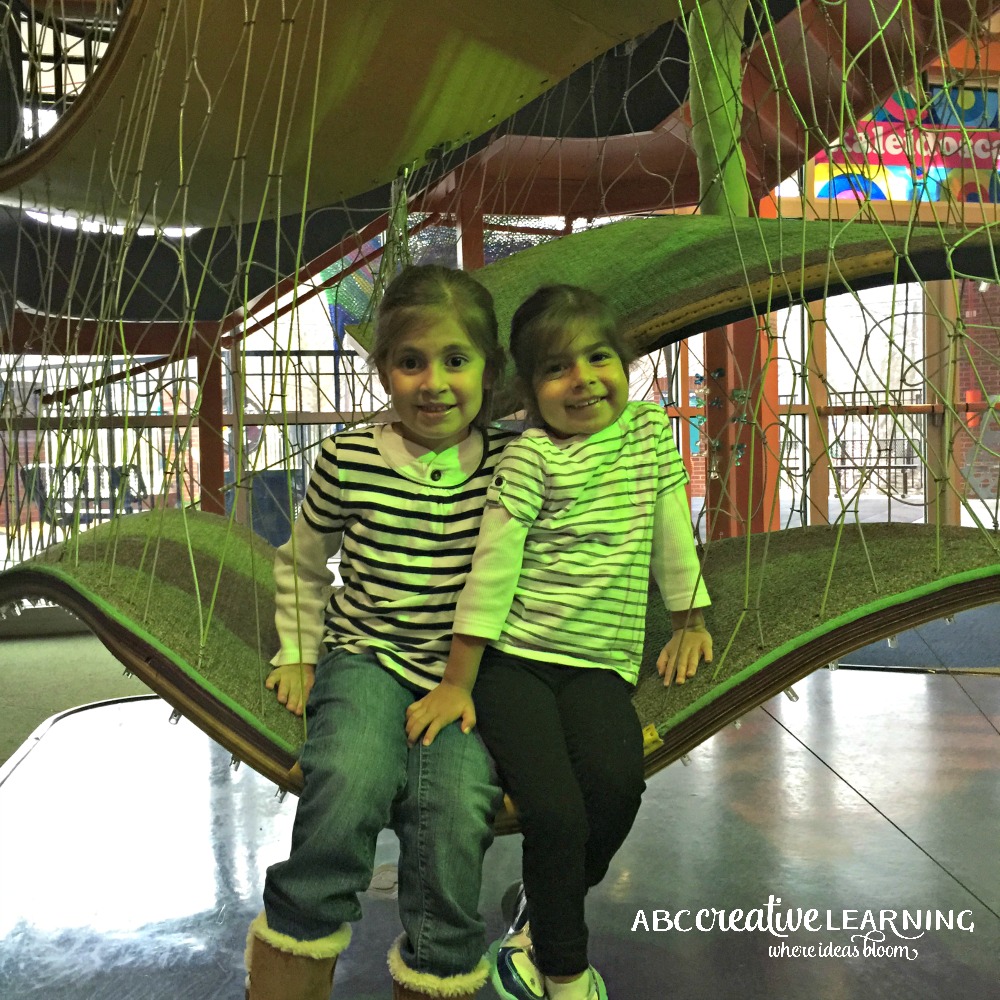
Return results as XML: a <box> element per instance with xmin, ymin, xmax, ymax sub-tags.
<box><xmin>266</xmin><ymin>662</ymin><xmax>316</xmax><ymax>716</ymax></box>
<box><xmin>405</xmin><ymin>682</ymin><xmax>476</xmax><ymax>747</ymax></box>
<box><xmin>657</xmin><ymin>627</ymin><xmax>713</xmax><ymax>687</ymax></box>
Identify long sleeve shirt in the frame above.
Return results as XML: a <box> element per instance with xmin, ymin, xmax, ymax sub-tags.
<box><xmin>453</xmin><ymin>402</ymin><xmax>709</xmax><ymax>684</ymax></box>
<box><xmin>272</xmin><ymin>422</ymin><xmax>515</xmax><ymax>690</ymax></box>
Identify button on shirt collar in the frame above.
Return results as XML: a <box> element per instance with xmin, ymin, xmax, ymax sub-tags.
<box><xmin>375</xmin><ymin>422</ymin><xmax>485</xmax><ymax>486</ymax></box>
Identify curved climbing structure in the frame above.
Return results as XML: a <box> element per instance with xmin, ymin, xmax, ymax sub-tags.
<box><xmin>2</xmin><ymin>508</ymin><xmax>997</xmax><ymax>836</ymax></box>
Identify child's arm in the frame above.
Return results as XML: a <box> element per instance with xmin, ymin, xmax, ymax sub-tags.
<box><xmin>404</xmin><ymin>633</ymin><xmax>486</xmax><ymax>746</ymax></box>
<box><xmin>268</xmin><ymin>503</ymin><xmax>342</xmax><ymax>715</ymax></box>
<box><xmin>651</xmin><ymin>483</ymin><xmax>713</xmax><ymax>686</ymax></box>
<box><xmin>405</xmin><ymin>503</ymin><xmax>529</xmax><ymax>746</ymax></box>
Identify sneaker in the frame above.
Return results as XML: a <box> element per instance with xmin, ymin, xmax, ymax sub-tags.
<box><xmin>501</xmin><ymin>881</ymin><xmax>530</xmax><ymax>942</ymax></box>
<box><xmin>500</xmin><ymin>880</ymin><xmax>527</xmax><ymax>926</ymax></box>
<box><xmin>586</xmin><ymin>966</ymin><xmax>608</xmax><ymax>1000</ymax></box>
<box><xmin>489</xmin><ymin>935</ymin><xmax>546</xmax><ymax>1000</ymax></box>
<box><xmin>490</xmin><ymin>882</ymin><xmax>544</xmax><ymax>1000</ymax></box>
<box><xmin>543</xmin><ymin>967</ymin><xmax>608</xmax><ymax>1000</ymax></box>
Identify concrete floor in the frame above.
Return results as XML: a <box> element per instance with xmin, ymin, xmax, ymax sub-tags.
<box><xmin>0</xmin><ymin>665</ymin><xmax>997</xmax><ymax>999</ymax></box>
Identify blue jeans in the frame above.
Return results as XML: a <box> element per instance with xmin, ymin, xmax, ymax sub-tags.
<box><xmin>263</xmin><ymin>648</ymin><xmax>502</xmax><ymax>978</ymax></box>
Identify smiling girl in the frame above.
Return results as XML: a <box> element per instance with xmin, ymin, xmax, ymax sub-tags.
<box><xmin>246</xmin><ymin>265</ymin><xmax>514</xmax><ymax>1000</ymax></box>
<box><xmin>406</xmin><ymin>284</ymin><xmax>713</xmax><ymax>1000</ymax></box>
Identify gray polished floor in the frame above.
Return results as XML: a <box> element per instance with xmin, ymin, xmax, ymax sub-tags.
<box><xmin>0</xmin><ymin>667</ymin><xmax>997</xmax><ymax>999</ymax></box>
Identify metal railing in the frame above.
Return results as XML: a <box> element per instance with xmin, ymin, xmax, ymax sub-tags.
<box><xmin>1</xmin><ymin>349</ymin><xmax>380</xmax><ymax>568</ymax></box>
<box><xmin>826</xmin><ymin>389</ymin><xmax>925</xmax><ymax>498</ymax></box>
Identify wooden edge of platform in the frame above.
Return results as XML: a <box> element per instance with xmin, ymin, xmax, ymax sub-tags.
<box><xmin>0</xmin><ymin>569</ymin><xmax>302</xmax><ymax>792</ymax></box>
<box><xmin>642</xmin><ymin>574</ymin><xmax>1000</xmax><ymax>780</ymax></box>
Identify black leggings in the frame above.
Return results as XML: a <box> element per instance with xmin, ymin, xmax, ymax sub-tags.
<box><xmin>474</xmin><ymin>648</ymin><xmax>645</xmax><ymax>976</ymax></box>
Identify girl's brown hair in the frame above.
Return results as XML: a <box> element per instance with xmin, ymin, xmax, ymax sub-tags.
<box><xmin>509</xmin><ymin>284</ymin><xmax>632</xmax><ymax>394</ymax></box>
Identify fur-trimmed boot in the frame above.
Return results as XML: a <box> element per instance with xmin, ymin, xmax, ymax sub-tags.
<box><xmin>245</xmin><ymin>910</ymin><xmax>351</xmax><ymax>1000</ymax></box>
<box><xmin>388</xmin><ymin>933</ymin><xmax>488</xmax><ymax>999</ymax></box>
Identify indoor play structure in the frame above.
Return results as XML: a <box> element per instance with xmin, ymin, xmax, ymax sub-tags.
<box><xmin>0</xmin><ymin>2</ymin><xmax>997</xmax><ymax>997</ymax></box>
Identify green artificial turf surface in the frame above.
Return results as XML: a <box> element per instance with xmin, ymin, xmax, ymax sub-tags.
<box><xmin>2</xmin><ymin>511</ymin><xmax>997</xmax><ymax>780</ymax></box>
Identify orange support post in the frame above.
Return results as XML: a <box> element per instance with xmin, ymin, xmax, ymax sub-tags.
<box><xmin>456</xmin><ymin>168</ymin><xmax>486</xmax><ymax>271</ymax></box>
<box><xmin>703</xmin><ymin>316</ymin><xmax>782</xmax><ymax>539</ymax></box>
<box><xmin>194</xmin><ymin>327</ymin><xmax>226</xmax><ymax>515</ymax></box>
<box><xmin>966</xmin><ymin>388</ymin><xmax>983</xmax><ymax>429</ymax></box>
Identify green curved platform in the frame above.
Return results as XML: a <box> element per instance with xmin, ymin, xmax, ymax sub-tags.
<box><xmin>482</xmin><ymin>215</ymin><xmax>1000</xmax><ymax>348</ymax></box>
<box><xmin>637</xmin><ymin>521</ymin><xmax>1000</xmax><ymax>779</ymax></box>
<box><xmin>0</xmin><ymin>0</ymin><xmax>693</xmax><ymax>227</ymax></box>
<box><xmin>2</xmin><ymin>510</ymin><xmax>997</xmax><ymax>834</ymax></box>
<box><xmin>343</xmin><ymin>214</ymin><xmax>1000</xmax><ymax>416</ymax></box>
<box><xmin>4</xmin><ymin>212</ymin><xmax>999</xmax><ymax>833</ymax></box>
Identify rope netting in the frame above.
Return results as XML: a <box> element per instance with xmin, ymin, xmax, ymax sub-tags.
<box><xmin>0</xmin><ymin>0</ymin><xmax>998</xmax><ymax>781</ymax></box>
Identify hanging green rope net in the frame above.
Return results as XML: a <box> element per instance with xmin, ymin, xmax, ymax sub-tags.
<box><xmin>1</xmin><ymin>2</ymin><xmax>999</xmax><ymax>830</ymax></box>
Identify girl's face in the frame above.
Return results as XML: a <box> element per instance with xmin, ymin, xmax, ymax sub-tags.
<box><xmin>533</xmin><ymin>322</ymin><xmax>629</xmax><ymax>438</ymax></box>
<box><xmin>379</xmin><ymin>310</ymin><xmax>490</xmax><ymax>452</ymax></box>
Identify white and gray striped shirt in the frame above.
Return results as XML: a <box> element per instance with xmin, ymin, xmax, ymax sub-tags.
<box><xmin>454</xmin><ymin>402</ymin><xmax>709</xmax><ymax>683</ymax></box>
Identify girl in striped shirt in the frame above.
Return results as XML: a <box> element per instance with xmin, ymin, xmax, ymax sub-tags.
<box><xmin>406</xmin><ymin>285</ymin><xmax>713</xmax><ymax>1000</ymax></box>
<box><xmin>246</xmin><ymin>265</ymin><xmax>515</xmax><ymax>1000</ymax></box>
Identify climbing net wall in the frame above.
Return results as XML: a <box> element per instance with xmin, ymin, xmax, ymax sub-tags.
<box><xmin>0</xmin><ymin>2</ymin><xmax>997</xmax><ymax>557</ymax></box>
<box><xmin>0</xmin><ymin>1</ymin><xmax>998</xmax><ymax>776</ymax></box>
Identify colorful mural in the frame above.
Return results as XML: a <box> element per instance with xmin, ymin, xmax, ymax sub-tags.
<box><xmin>815</xmin><ymin>85</ymin><xmax>1000</xmax><ymax>203</ymax></box>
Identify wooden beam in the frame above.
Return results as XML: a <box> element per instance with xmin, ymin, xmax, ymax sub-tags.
<box><xmin>456</xmin><ymin>167</ymin><xmax>486</xmax><ymax>271</ymax></box>
<box><xmin>194</xmin><ymin>328</ymin><xmax>226</xmax><ymax>516</ymax></box>
<box><xmin>924</xmin><ymin>280</ymin><xmax>964</xmax><ymax>527</ymax></box>
<box><xmin>704</xmin><ymin>316</ymin><xmax>782</xmax><ymax>538</ymax></box>
<box><xmin>804</xmin><ymin>299</ymin><xmax>831</xmax><ymax>524</ymax></box>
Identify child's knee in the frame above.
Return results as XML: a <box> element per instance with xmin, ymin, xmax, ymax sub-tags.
<box><xmin>585</xmin><ymin>764</ymin><xmax>644</xmax><ymax>824</ymax></box>
<box><xmin>520</xmin><ymin>791</ymin><xmax>589</xmax><ymax>848</ymax></box>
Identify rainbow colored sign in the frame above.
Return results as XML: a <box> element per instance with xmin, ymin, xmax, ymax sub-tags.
<box><xmin>814</xmin><ymin>86</ymin><xmax>1000</xmax><ymax>204</ymax></box>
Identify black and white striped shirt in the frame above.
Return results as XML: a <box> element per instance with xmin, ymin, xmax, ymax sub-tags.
<box><xmin>272</xmin><ymin>422</ymin><xmax>516</xmax><ymax>690</ymax></box>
